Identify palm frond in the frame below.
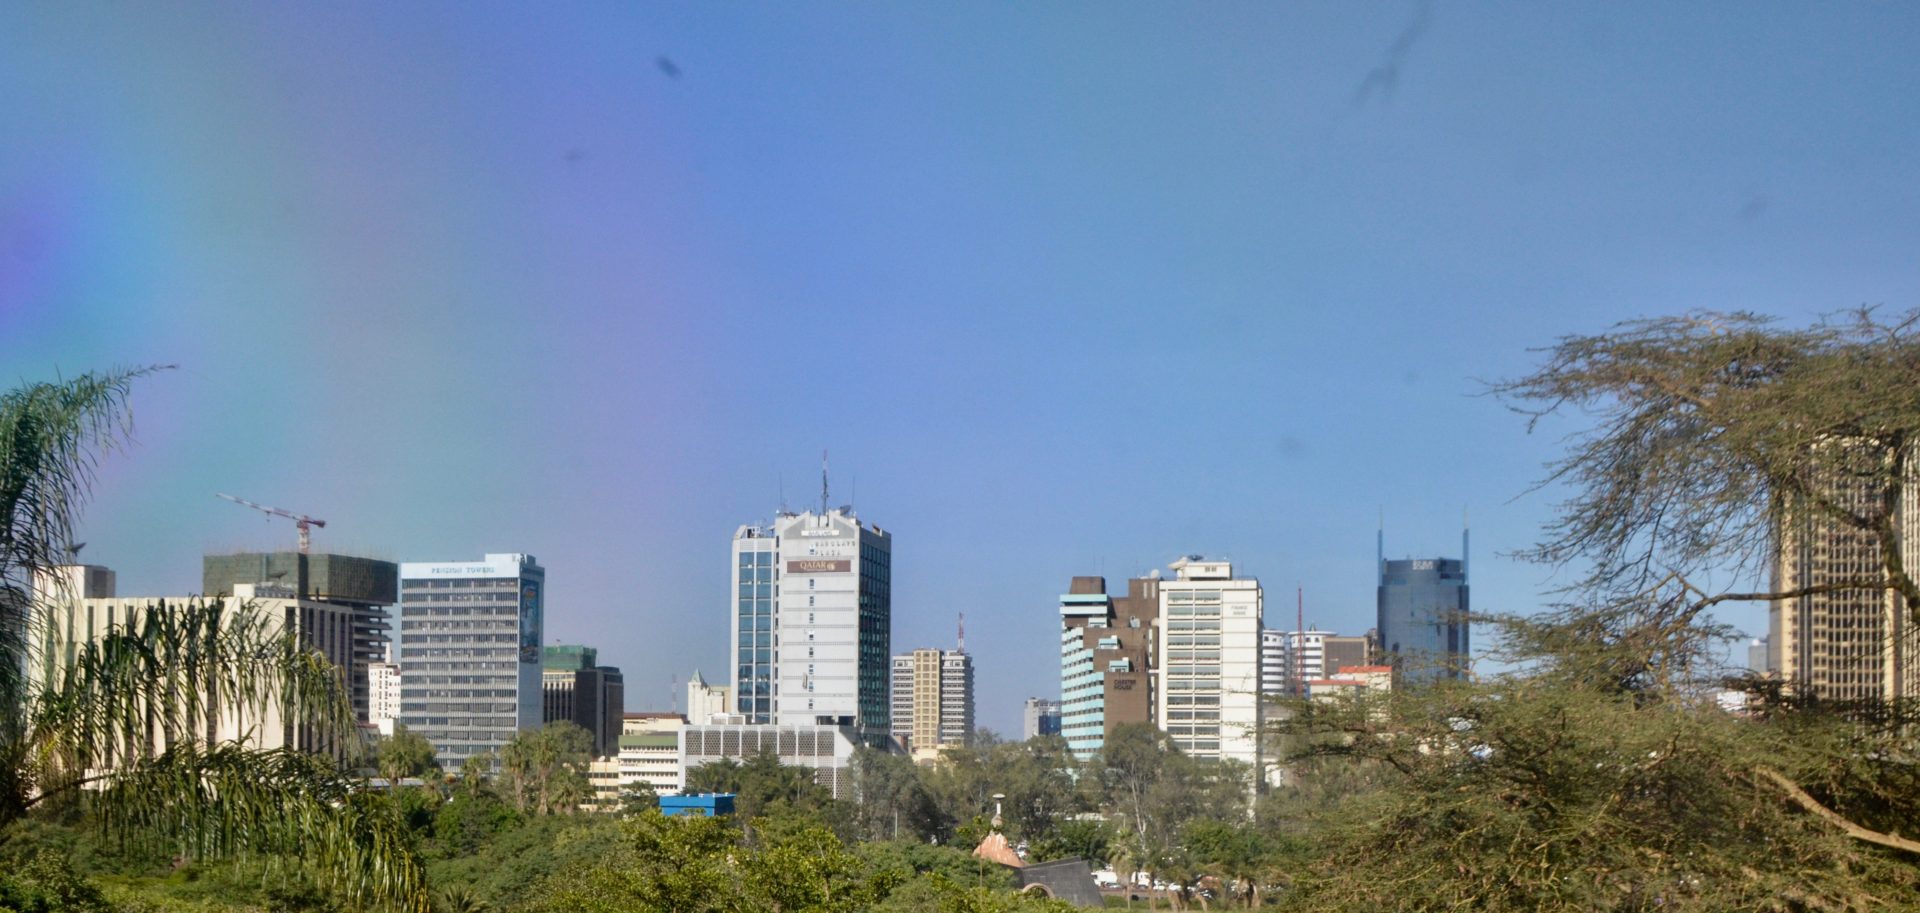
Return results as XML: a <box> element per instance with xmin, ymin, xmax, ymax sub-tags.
<box><xmin>97</xmin><ymin>743</ymin><xmax>430</xmax><ymax>912</ymax></box>
<box><xmin>0</xmin><ymin>367</ymin><xmax>165</xmax><ymax>732</ymax></box>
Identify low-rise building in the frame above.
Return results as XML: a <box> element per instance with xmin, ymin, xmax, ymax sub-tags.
<box><xmin>616</xmin><ymin>711</ymin><xmax>688</xmax><ymax>797</ymax></box>
<box><xmin>677</xmin><ymin>721</ymin><xmax>868</xmax><ymax>798</ymax></box>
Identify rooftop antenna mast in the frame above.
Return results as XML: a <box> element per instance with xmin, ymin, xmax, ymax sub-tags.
<box><xmin>820</xmin><ymin>450</ymin><xmax>830</xmax><ymax>516</ymax></box>
<box><xmin>1295</xmin><ymin>586</ymin><xmax>1306</xmax><ymax>697</ymax></box>
<box><xmin>217</xmin><ymin>493</ymin><xmax>326</xmax><ymax>555</ymax></box>
<box><xmin>958</xmin><ymin>612</ymin><xmax>966</xmax><ymax>653</ymax></box>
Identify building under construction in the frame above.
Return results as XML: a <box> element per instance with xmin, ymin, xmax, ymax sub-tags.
<box><xmin>203</xmin><ymin>551</ymin><xmax>398</xmax><ymax>723</ymax></box>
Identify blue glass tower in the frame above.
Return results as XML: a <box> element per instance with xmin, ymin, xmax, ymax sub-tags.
<box><xmin>1376</xmin><ymin>529</ymin><xmax>1470</xmax><ymax>684</ymax></box>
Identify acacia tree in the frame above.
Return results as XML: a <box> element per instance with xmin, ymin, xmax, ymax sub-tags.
<box><xmin>0</xmin><ymin>369</ymin><xmax>428</xmax><ymax>911</ymax></box>
<box><xmin>1270</xmin><ymin>311</ymin><xmax>1920</xmax><ymax>912</ymax></box>
<box><xmin>1491</xmin><ymin>310</ymin><xmax>1920</xmax><ymax>680</ymax></box>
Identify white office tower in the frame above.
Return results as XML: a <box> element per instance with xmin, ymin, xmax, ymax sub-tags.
<box><xmin>1157</xmin><ymin>557</ymin><xmax>1263</xmax><ymax>769</ymax></box>
<box><xmin>396</xmin><ymin>553</ymin><xmax>546</xmax><ymax>767</ymax></box>
<box><xmin>729</xmin><ymin>504</ymin><xmax>892</xmax><ymax>730</ymax></box>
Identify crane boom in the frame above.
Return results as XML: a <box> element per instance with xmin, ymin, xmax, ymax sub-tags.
<box><xmin>216</xmin><ymin>493</ymin><xmax>327</xmax><ymax>554</ymax></box>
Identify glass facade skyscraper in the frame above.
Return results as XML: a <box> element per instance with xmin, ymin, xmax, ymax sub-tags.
<box><xmin>1376</xmin><ymin>531</ymin><xmax>1470</xmax><ymax>684</ymax></box>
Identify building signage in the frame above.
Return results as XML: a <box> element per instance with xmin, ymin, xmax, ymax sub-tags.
<box><xmin>1412</xmin><ymin>560</ymin><xmax>1435</xmax><ymax>571</ymax></box>
<box><xmin>786</xmin><ymin>559</ymin><xmax>851</xmax><ymax>574</ymax></box>
<box><xmin>429</xmin><ymin>564</ymin><xmax>504</xmax><ymax>577</ymax></box>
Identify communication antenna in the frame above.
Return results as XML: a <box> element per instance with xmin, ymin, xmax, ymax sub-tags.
<box><xmin>957</xmin><ymin>612</ymin><xmax>966</xmax><ymax>653</ymax></box>
<box><xmin>1295</xmin><ymin>586</ymin><xmax>1306</xmax><ymax>697</ymax></box>
<box><xmin>1462</xmin><ymin>506</ymin><xmax>1470</xmax><ymax>578</ymax></box>
<box><xmin>820</xmin><ymin>450</ymin><xmax>830</xmax><ymax>516</ymax></box>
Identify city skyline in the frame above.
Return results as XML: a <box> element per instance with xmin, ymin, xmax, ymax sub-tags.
<box><xmin>9</xmin><ymin>4</ymin><xmax>1920</xmax><ymax>732</ymax></box>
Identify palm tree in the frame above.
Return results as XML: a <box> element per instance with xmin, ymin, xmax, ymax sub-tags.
<box><xmin>0</xmin><ymin>368</ymin><xmax>429</xmax><ymax>911</ymax></box>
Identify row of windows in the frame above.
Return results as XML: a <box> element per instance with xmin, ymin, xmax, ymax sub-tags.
<box><xmin>403</xmin><ymin>593</ymin><xmax>516</xmax><ymax>604</ymax></box>
<box><xmin>404</xmin><ymin>634</ymin><xmax>520</xmax><ymax>645</ymax></box>
<box><xmin>403</xmin><ymin>619</ymin><xmax>520</xmax><ymax>632</ymax></box>
<box><xmin>400</xmin><ymin>702</ymin><xmax>519</xmax><ymax>714</ymax></box>
<box><xmin>1165</xmin><ymin>694</ymin><xmax>1220</xmax><ymax>706</ymax></box>
<box><xmin>405</xmin><ymin>729</ymin><xmax>517</xmax><ymax>742</ymax></box>
<box><xmin>402</xmin><ymin>688</ymin><xmax>518</xmax><ymax>699</ymax></box>
<box><xmin>403</xmin><ymin>607</ymin><xmax>521</xmax><ymax>618</ymax></box>
<box><xmin>401</xmin><ymin>647</ymin><xmax>521</xmax><ymax>659</ymax></box>
<box><xmin>401</xmin><ymin>660</ymin><xmax>522</xmax><ymax>671</ymax></box>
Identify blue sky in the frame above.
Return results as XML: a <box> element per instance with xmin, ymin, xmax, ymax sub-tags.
<box><xmin>4</xmin><ymin>3</ymin><xmax>1920</xmax><ymax>732</ymax></box>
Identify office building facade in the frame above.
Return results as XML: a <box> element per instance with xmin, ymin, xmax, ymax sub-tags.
<box><xmin>1058</xmin><ymin>575</ymin><xmax>1159</xmax><ymax>760</ymax></box>
<box><xmin>1022</xmin><ymin>697</ymin><xmax>1062</xmax><ymax>741</ymax></box>
<box><xmin>1261</xmin><ymin>629</ymin><xmax>1373</xmax><ymax>696</ymax></box>
<box><xmin>730</xmin><ymin>507</ymin><xmax>892</xmax><ymax>729</ymax></box>
<box><xmin>31</xmin><ymin>567</ymin><xmax>355</xmax><ymax>758</ymax></box>
<box><xmin>1377</xmin><ymin>532</ymin><xmax>1470</xmax><ymax>684</ymax></box>
<box><xmin>1156</xmin><ymin>557</ymin><xmax>1263</xmax><ymax>768</ymax></box>
<box><xmin>889</xmin><ymin>648</ymin><xmax>974</xmax><ymax>752</ymax></box>
<box><xmin>542</xmin><ymin>644</ymin><xmax>625</xmax><ymax>758</ymax></box>
<box><xmin>1771</xmin><ymin>461</ymin><xmax>1920</xmax><ymax>702</ymax></box>
<box><xmin>203</xmin><ymin>551</ymin><xmax>398</xmax><ymax>723</ymax></box>
<box><xmin>396</xmin><ymin>553</ymin><xmax>545</xmax><ymax>766</ymax></box>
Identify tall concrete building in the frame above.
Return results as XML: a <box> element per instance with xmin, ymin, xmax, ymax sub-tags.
<box><xmin>542</xmin><ymin>644</ymin><xmax>625</xmax><ymax>758</ymax></box>
<box><xmin>1770</xmin><ymin>463</ymin><xmax>1920</xmax><ymax>702</ymax></box>
<box><xmin>203</xmin><ymin>551</ymin><xmax>398</xmax><ymax>723</ymax></box>
<box><xmin>1377</xmin><ymin>531</ymin><xmax>1470</xmax><ymax>684</ymax></box>
<box><xmin>1058</xmin><ymin>575</ymin><xmax>1159</xmax><ymax>760</ymax></box>
<box><xmin>31</xmin><ymin>567</ymin><xmax>355</xmax><ymax>758</ymax></box>
<box><xmin>1023</xmin><ymin>698</ymin><xmax>1062</xmax><ymax>740</ymax></box>
<box><xmin>729</xmin><ymin>505</ymin><xmax>892</xmax><ymax>730</ymax></box>
<box><xmin>889</xmin><ymin>648</ymin><xmax>974</xmax><ymax>752</ymax></box>
<box><xmin>368</xmin><ymin>646</ymin><xmax>401</xmax><ymax>736</ymax></box>
<box><xmin>1156</xmin><ymin>557</ymin><xmax>1263</xmax><ymax>768</ymax></box>
<box><xmin>396</xmin><ymin>553</ymin><xmax>546</xmax><ymax>766</ymax></box>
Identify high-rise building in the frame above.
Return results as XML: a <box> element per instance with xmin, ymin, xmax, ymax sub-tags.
<box><xmin>1058</xmin><ymin>575</ymin><xmax>1159</xmax><ymax>760</ymax></box>
<box><xmin>396</xmin><ymin>553</ymin><xmax>546</xmax><ymax>766</ymax></box>
<box><xmin>31</xmin><ymin>567</ymin><xmax>355</xmax><ymax>757</ymax></box>
<box><xmin>1022</xmin><ymin>697</ymin><xmax>1062</xmax><ymax>741</ymax></box>
<box><xmin>1156</xmin><ymin>557</ymin><xmax>1263</xmax><ymax>768</ymax></box>
<box><xmin>1261</xmin><ymin>629</ymin><xmax>1373</xmax><ymax>696</ymax></box>
<box><xmin>1377</xmin><ymin>531</ymin><xmax>1470</xmax><ymax>684</ymax></box>
<box><xmin>1770</xmin><ymin>460</ymin><xmax>1920</xmax><ymax>702</ymax></box>
<box><xmin>542</xmin><ymin>644</ymin><xmax>625</xmax><ymax>758</ymax></box>
<box><xmin>729</xmin><ymin>506</ymin><xmax>892</xmax><ymax>730</ymax></box>
<box><xmin>889</xmin><ymin>648</ymin><xmax>974</xmax><ymax>753</ymax></box>
<box><xmin>203</xmin><ymin>551</ymin><xmax>398</xmax><ymax>723</ymax></box>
